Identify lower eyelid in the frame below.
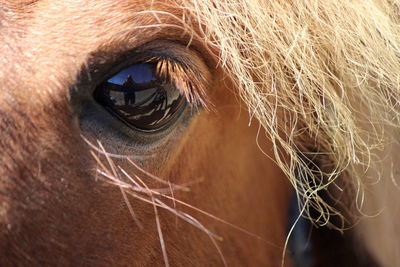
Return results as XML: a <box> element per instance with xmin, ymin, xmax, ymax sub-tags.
<box><xmin>78</xmin><ymin>98</ymin><xmax>195</xmax><ymax>154</ymax></box>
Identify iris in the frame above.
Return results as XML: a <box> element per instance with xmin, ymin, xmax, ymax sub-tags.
<box><xmin>94</xmin><ymin>63</ymin><xmax>186</xmax><ymax>131</ymax></box>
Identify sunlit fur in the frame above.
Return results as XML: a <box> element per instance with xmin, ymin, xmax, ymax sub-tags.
<box><xmin>164</xmin><ymin>0</ymin><xmax>400</xmax><ymax>227</ymax></box>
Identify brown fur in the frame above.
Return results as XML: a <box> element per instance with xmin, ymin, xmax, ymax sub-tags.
<box><xmin>0</xmin><ymin>1</ymin><xmax>291</xmax><ymax>266</ymax></box>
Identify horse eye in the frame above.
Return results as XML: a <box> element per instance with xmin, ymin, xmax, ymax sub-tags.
<box><xmin>93</xmin><ymin>62</ymin><xmax>187</xmax><ymax>132</ymax></box>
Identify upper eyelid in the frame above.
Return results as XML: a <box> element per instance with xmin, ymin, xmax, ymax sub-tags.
<box><xmin>74</xmin><ymin>40</ymin><xmax>212</xmax><ymax>108</ymax></box>
<box><xmin>83</xmin><ymin>40</ymin><xmax>211</xmax><ymax>84</ymax></box>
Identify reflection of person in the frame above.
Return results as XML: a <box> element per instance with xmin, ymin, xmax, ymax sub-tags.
<box><xmin>122</xmin><ymin>75</ymin><xmax>136</xmax><ymax>105</ymax></box>
<box><xmin>153</xmin><ymin>89</ymin><xmax>167</xmax><ymax>110</ymax></box>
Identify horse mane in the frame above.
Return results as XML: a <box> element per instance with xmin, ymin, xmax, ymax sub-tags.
<box><xmin>177</xmin><ymin>0</ymin><xmax>400</xmax><ymax>228</ymax></box>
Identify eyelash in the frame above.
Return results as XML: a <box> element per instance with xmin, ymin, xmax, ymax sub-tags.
<box><xmin>146</xmin><ymin>57</ymin><xmax>210</xmax><ymax>110</ymax></box>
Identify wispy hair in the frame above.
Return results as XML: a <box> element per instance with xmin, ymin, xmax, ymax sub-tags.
<box><xmin>177</xmin><ymin>0</ymin><xmax>400</xmax><ymax>227</ymax></box>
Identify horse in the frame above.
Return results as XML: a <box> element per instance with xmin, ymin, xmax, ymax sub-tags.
<box><xmin>1</xmin><ymin>0</ymin><xmax>399</xmax><ymax>266</ymax></box>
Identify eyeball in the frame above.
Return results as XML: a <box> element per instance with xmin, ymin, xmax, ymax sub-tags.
<box><xmin>94</xmin><ymin>62</ymin><xmax>187</xmax><ymax>132</ymax></box>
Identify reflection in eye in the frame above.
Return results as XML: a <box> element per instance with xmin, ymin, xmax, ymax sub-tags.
<box><xmin>94</xmin><ymin>63</ymin><xmax>186</xmax><ymax>131</ymax></box>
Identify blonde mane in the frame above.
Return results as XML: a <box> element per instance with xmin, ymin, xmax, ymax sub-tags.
<box><xmin>177</xmin><ymin>0</ymin><xmax>400</xmax><ymax>228</ymax></box>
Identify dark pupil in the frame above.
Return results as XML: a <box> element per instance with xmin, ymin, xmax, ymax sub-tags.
<box><xmin>94</xmin><ymin>63</ymin><xmax>186</xmax><ymax>131</ymax></box>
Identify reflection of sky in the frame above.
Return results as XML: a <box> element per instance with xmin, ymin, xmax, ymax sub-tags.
<box><xmin>107</xmin><ymin>63</ymin><xmax>156</xmax><ymax>85</ymax></box>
